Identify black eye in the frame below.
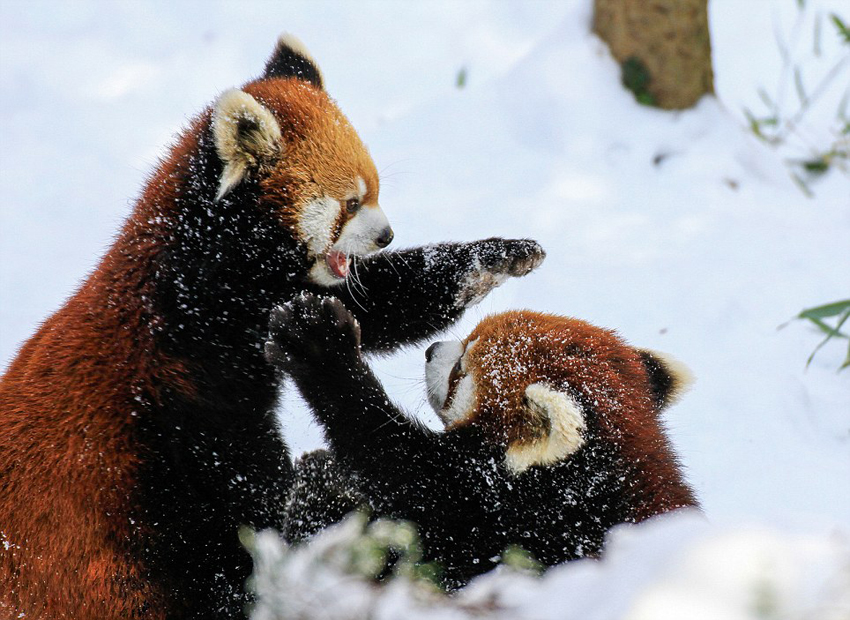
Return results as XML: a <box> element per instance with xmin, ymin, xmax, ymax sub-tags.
<box><xmin>346</xmin><ymin>198</ymin><xmax>361</xmax><ymax>214</ymax></box>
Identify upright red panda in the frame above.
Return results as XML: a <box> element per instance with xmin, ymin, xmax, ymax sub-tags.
<box><xmin>0</xmin><ymin>36</ymin><xmax>544</xmax><ymax>619</ymax></box>
<box><xmin>270</xmin><ymin>296</ymin><xmax>697</xmax><ymax>589</ymax></box>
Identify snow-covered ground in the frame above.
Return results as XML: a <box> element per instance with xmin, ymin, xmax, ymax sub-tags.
<box><xmin>1</xmin><ymin>0</ymin><xmax>848</xmax><ymax>616</ymax></box>
<box><xmin>249</xmin><ymin>510</ymin><xmax>850</xmax><ymax>620</ymax></box>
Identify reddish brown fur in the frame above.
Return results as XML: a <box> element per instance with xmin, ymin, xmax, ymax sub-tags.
<box><xmin>0</xmin><ymin>119</ymin><xmax>209</xmax><ymax>618</ymax></box>
<box><xmin>462</xmin><ymin>310</ymin><xmax>697</xmax><ymax>521</ymax></box>
<box><xmin>246</xmin><ymin>80</ymin><xmax>379</xmax><ymax>234</ymax></box>
<box><xmin>0</xmin><ymin>39</ymin><xmax>391</xmax><ymax>617</ymax></box>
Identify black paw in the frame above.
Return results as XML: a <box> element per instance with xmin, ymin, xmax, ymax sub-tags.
<box><xmin>458</xmin><ymin>238</ymin><xmax>546</xmax><ymax>307</ymax></box>
<box><xmin>265</xmin><ymin>293</ymin><xmax>361</xmax><ymax>371</ymax></box>
<box><xmin>476</xmin><ymin>238</ymin><xmax>546</xmax><ymax>277</ymax></box>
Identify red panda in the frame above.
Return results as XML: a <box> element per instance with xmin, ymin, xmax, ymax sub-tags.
<box><xmin>270</xmin><ymin>296</ymin><xmax>697</xmax><ymax>589</ymax></box>
<box><xmin>0</xmin><ymin>35</ymin><xmax>544</xmax><ymax>619</ymax></box>
<box><xmin>426</xmin><ymin>310</ymin><xmax>697</xmax><ymax>519</ymax></box>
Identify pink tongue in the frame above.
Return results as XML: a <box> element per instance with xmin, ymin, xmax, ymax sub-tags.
<box><xmin>326</xmin><ymin>251</ymin><xmax>349</xmax><ymax>278</ymax></box>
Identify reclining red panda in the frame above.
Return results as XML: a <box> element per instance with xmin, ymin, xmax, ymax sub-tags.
<box><xmin>269</xmin><ymin>296</ymin><xmax>698</xmax><ymax>589</ymax></box>
<box><xmin>0</xmin><ymin>35</ymin><xmax>543</xmax><ymax>619</ymax></box>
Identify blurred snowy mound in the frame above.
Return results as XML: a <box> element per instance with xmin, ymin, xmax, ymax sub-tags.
<box><xmin>247</xmin><ymin>511</ymin><xmax>850</xmax><ymax>620</ymax></box>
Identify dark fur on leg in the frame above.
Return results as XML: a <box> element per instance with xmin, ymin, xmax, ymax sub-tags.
<box><xmin>282</xmin><ymin>450</ymin><xmax>367</xmax><ymax>543</ymax></box>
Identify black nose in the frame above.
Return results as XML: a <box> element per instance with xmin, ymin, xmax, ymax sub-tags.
<box><xmin>425</xmin><ymin>342</ymin><xmax>438</xmax><ymax>363</ymax></box>
<box><xmin>375</xmin><ymin>226</ymin><xmax>394</xmax><ymax>248</ymax></box>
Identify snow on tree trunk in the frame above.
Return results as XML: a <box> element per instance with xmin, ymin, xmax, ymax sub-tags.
<box><xmin>593</xmin><ymin>0</ymin><xmax>714</xmax><ymax>110</ymax></box>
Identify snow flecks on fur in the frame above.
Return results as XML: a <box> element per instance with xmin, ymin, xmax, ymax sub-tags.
<box><xmin>212</xmin><ymin>89</ymin><xmax>282</xmax><ymax>201</ymax></box>
<box><xmin>458</xmin><ymin>262</ymin><xmax>510</xmax><ymax>308</ymax></box>
<box><xmin>505</xmin><ymin>383</ymin><xmax>586</xmax><ymax>473</ymax></box>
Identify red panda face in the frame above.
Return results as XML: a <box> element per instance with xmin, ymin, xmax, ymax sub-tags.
<box><xmin>210</xmin><ymin>36</ymin><xmax>393</xmax><ymax>287</ymax></box>
<box><xmin>425</xmin><ymin>311</ymin><xmax>692</xmax><ymax>473</ymax></box>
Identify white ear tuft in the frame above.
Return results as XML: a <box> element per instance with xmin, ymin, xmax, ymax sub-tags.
<box><xmin>212</xmin><ymin>89</ymin><xmax>282</xmax><ymax>201</ymax></box>
<box><xmin>640</xmin><ymin>349</ymin><xmax>695</xmax><ymax>409</ymax></box>
<box><xmin>505</xmin><ymin>383</ymin><xmax>586</xmax><ymax>474</ymax></box>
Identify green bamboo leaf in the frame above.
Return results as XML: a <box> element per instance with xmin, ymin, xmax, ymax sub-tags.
<box><xmin>790</xmin><ymin>172</ymin><xmax>814</xmax><ymax>197</ymax></box>
<box><xmin>802</xmin><ymin>156</ymin><xmax>830</xmax><ymax>174</ymax></box>
<box><xmin>798</xmin><ymin>299</ymin><xmax>850</xmax><ymax>320</ymax></box>
<box><xmin>794</xmin><ymin>67</ymin><xmax>808</xmax><ymax>105</ymax></box>
<box><xmin>456</xmin><ymin>67</ymin><xmax>467</xmax><ymax>89</ymax></box>
<box><xmin>834</xmin><ymin>310</ymin><xmax>850</xmax><ymax>338</ymax></box>
<box><xmin>814</xmin><ymin>12</ymin><xmax>822</xmax><ymax>56</ymax></box>
<box><xmin>757</xmin><ymin>88</ymin><xmax>777</xmax><ymax>111</ymax></box>
<box><xmin>807</xmin><ymin>316</ymin><xmax>847</xmax><ymax>338</ymax></box>
<box><xmin>811</xmin><ymin>315</ymin><xmax>850</xmax><ymax>338</ymax></box>
<box><xmin>838</xmin><ymin>91</ymin><xmax>849</xmax><ymax>124</ymax></box>
<box><xmin>806</xmin><ymin>310</ymin><xmax>850</xmax><ymax>368</ymax></box>
<box><xmin>831</xmin><ymin>13</ymin><xmax>850</xmax><ymax>44</ymax></box>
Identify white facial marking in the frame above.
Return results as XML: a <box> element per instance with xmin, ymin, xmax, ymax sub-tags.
<box><xmin>334</xmin><ymin>204</ymin><xmax>390</xmax><ymax>256</ymax></box>
<box><xmin>441</xmin><ymin>374</ymin><xmax>476</xmax><ymax>427</ymax></box>
<box><xmin>505</xmin><ymin>383</ymin><xmax>586</xmax><ymax>474</ymax></box>
<box><xmin>425</xmin><ymin>341</ymin><xmax>464</xmax><ymax>412</ymax></box>
<box><xmin>308</xmin><ymin>260</ymin><xmax>345</xmax><ymax>287</ymax></box>
<box><xmin>425</xmin><ymin>339</ymin><xmax>479</xmax><ymax>427</ymax></box>
<box><xmin>297</xmin><ymin>195</ymin><xmax>341</xmax><ymax>258</ymax></box>
<box><xmin>301</xmin><ymin>179</ymin><xmax>390</xmax><ymax>287</ymax></box>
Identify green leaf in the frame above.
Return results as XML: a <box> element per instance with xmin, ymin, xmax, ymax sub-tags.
<box><xmin>757</xmin><ymin>88</ymin><xmax>777</xmax><ymax>111</ymax></box>
<box><xmin>831</xmin><ymin>13</ymin><xmax>850</xmax><ymax>43</ymax></box>
<box><xmin>456</xmin><ymin>67</ymin><xmax>467</xmax><ymax>90</ymax></box>
<box><xmin>806</xmin><ymin>311</ymin><xmax>850</xmax><ymax>368</ymax></box>
<box><xmin>796</xmin><ymin>301</ymin><xmax>850</xmax><ymax>370</ymax></box>
<box><xmin>790</xmin><ymin>171</ymin><xmax>814</xmax><ymax>197</ymax></box>
<box><xmin>804</xmin><ymin>311</ymin><xmax>850</xmax><ymax>369</ymax></box>
<box><xmin>637</xmin><ymin>92</ymin><xmax>657</xmax><ymax>106</ymax></box>
<box><xmin>621</xmin><ymin>56</ymin><xmax>657</xmax><ymax>107</ymax></box>
<box><xmin>806</xmin><ymin>315</ymin><xmax>850</xmax><ymax>339</ymax></box>
<box><xmin>238</xmin><ymin>526</ymin><xmax>258</xmax><ymax>554</ymax></box>
<box><xmin>502</xmin><ymin>544</ymin><xmax>543</xmax><ymax>575</ymax></box>
<box><xmin>814</xmin><ymin>12</ymin><xmax>823</xmax><ymax>56</ymax></box>
<box><xmin>744</xmin><ymin>108</ymin><xmax>763</xmax><ymax>138</ymax></box>
<box><xmin>802</xmin><ymin>156</ymin><xmax>830</xmax><ymax>174</ymax></box>
<box><xmin>794</xmin><ymin>67</ymin><xmax>808</xmax><ymax>105</ymax></box>
<box><xmin>411</xmin><ymin>561</ymin><xmax>443</xmax><ymax>585</ymax></box>
<box><xmin>799</xmin><ymin>299</ymin><xmax>850</xmax><ymax>320</ymax></box>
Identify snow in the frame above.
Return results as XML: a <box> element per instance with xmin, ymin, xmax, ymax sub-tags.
<box><xmin>248</xmin><ymin>510</ymin><xmax>850</xmax><ymax>620</ymax></box>
<box><xmin>1</xmin><ymin>0</ymin><xmax>848</xmax><ymax>616</ymax></box>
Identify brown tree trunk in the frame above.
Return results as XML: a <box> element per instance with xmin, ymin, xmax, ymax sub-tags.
<box><xmin>593</xmin><ymin>0</ymin><xmax>714</xmax><ymax>110</ymax></box>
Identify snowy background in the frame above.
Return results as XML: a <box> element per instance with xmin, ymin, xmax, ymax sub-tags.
<box><xmin>1</xmin><ymin>0</ymin><xmax>848</xmax><ymax>615</ymax></box>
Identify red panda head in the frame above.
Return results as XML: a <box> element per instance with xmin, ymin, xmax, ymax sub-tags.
<box><xmin>425</xmin><ymin>311</ymin><xmax>693</xmax><ymax>474</ymax></box>
<box><xmin>210</xmin><ymin>34</ymin><xmax>392</xmax><ymax>286</ymax></box>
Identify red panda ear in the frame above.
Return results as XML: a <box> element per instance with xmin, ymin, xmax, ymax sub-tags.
<box><xmin>263</xmin><ymin>34</ymin><xmax>324</xmax><ymax>90</ymax></box>
<box><xmin>212</xmin><ymin>89</ymin><xmax>282</xmax><ymax>201</ymax></box>
<box><xmin>505</xmin><ymin>383</ymin><xmax>586</xmax><ymax>474</ymax></box>
<box><xmin>638</xmin><ymin>349</ymin><xmax>694</xmax><ymax>410</ymax></box>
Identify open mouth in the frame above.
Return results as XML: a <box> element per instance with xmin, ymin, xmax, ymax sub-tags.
<box><xmin>325</xmin><ymin>250</ymin><xmax>351</xmax><ymax>279</ymax></box>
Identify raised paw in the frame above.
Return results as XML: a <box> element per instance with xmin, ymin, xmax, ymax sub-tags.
<box><xmin>457</xmin><ymin>238</ymin><xmax>546</xmax><ymax>307</ymax></box>
<box><xmin>478</xmin><ymin>238</ymin><xmax>546</xmax><ymax>276</ymax></box>
<box><xmin>265</xmin><ymin>293</ymin><xmax>361</xmax><ymax>371</ymax></box>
